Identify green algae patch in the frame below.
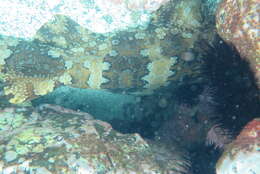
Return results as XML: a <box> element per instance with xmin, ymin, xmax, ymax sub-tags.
<box><xmin>16</xmin><ymin>128</ymin><xmax>42</xmax><ymax>144</ymax></box>
<box><xmin>0</xmin><ymin>112</ymin><xmax>26</xmax><ymax>131</ymax></box>
<box><xmin>15</xmin><ymin>143</ymin><xmax>30</xmax><ymax>155</ymax></box>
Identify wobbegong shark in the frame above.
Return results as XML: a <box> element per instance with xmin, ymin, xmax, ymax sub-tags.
<box><xmin>0</xmin><ymin>1</ymin><xmax>201</xmax><ymax>104</ymax></box>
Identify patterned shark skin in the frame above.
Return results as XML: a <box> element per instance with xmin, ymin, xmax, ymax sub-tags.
<box><xmin>0</xmin><ymin>4</ymin><xmax>203</xmax><ymax>104</ymax></box>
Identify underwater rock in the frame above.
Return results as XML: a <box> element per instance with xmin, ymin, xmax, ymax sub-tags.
<box><xmin>216</xmin><ymin>0</ymin><xmax>260</xmax><ymax>88</ymax></box>
<box><xmin>216</xmin><ymin>118</ymin><xmax>260</xmax><ymax>174</ymax></box>
<box><xmin>0</xmin><ymin>104</ymin><xmax>189</xmax><ymax>174</ymax></box>
<box><xmin>114</xmin><ymin>0</ymin><xmax>170</xmax><ymax>12</ymax></box>
<box><xmin>0</xmin><ymin>0</ymin><xmax>169</xmax><ymax>38</ymax></box>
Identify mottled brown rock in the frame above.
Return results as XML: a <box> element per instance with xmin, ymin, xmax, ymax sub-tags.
<box><xmin>216</xmin><ymin>0</ymin><xmax>260</xmax><ymax>88</ymax></box>
<box><xmin>0</xmin><ymin>104</ymin><xmax>190</xmax><ymax>174</ymax></box>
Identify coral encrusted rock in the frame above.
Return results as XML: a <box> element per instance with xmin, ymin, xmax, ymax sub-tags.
<box><xmin>0</xmin><ymin>104</ymin><xmax>188</xmax><ymax>174</ymax></box>
<box><xmin>216</xmin><ymin>0</ymin><xmax>260</xmax><ymax>88</ymax></box>
<box><xmin>216</xmin><ymin>118</ymin><xmax>260</xmax><ymax>174</ymax></box>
